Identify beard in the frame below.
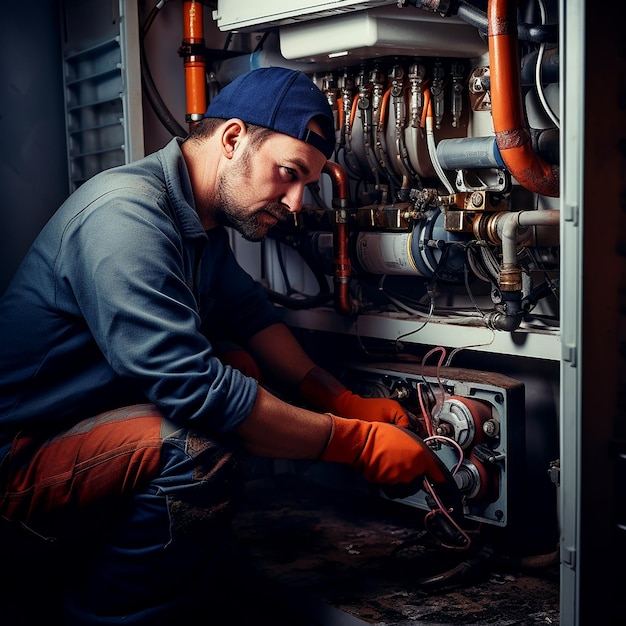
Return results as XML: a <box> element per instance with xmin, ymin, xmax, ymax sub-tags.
<box><xmin>214</xmin><ymin>152</ymin><xmax>290</xmax><ymax>242</ymax></box>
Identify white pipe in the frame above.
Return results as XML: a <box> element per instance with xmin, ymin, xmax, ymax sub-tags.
<box><xmin>497</xmin><ymin>209</ymin><xmax>560</xmax><ymax>266</ymax></box>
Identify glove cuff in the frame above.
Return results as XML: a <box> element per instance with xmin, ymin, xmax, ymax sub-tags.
<box><xmin>299</xmin><ymin>366</ymin><xmax>350</xmax><ymax>413</ymax></box>
<box><xmin>320</xmin><ymin>413</ymin><xmax>370</xmax><ymax>465</ymax></box>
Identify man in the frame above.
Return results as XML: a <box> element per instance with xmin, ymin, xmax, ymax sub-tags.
<box><xmin>0</xmin><ymin>67</ymin><xmax>456</xmax><ymax>624</ymax></box>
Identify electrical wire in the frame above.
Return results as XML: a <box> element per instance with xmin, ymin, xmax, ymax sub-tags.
<box><xmin>478</xmin><ymin>244</ymin><xmax>502</xmax><ymax>284</ymax></box>
<box><xmin>377</xmin><ymin>271</ymin><xmax>491</xmax><ymax>324</ymax></box>
<box><xmin>393</xmin><ymin>293</ymin><xmax>435</xmax><ymax>352</ymax></box>
<box><xmin>140</xmin><ymin>0</ymin><xmax>187</xmax><ymax>138</ymax></box>
<box><xmin>534</xmin><ymin>0</ymin><xmax>560</xmax><ymax>128</ymax></box>
<box><xmin>419</xmin><ymin>345</ymin><xmax>447</xmax><ymax>423</ymax></box>
<box><xmin>425</xmin><ymin>435</ymin><xmax>464</xmax><ymax>476</ymax></box>
<box><xmin>265</xmin><ymin>238</ymin><xmax>333</xmax><ymax>310</ymax></box>
<box><xmin>422</xmin><ymin>479</ymin><xmax>472</xmax><ymax>550</ymax></box>
<box><xmin>466</xmin><ymin>243</ymin><xmax>493</xmax><ymax>283</ymax></box>
<box><xmin>463</xmin><ymin>256</ymin><xmax>488</xmax><ymax>321</ymax></box>
<box><xmin>417</xmin><ymin>382</ymin><xmax>435</xmax><ymax>437</ymax></box>
<box><xmin>524</xmin><ymin>246</ymin><xmax>560</xmax><ymax>303</ymax></box>
<box><xmin>443</xmin><ymin>331</ymin><xmax>496</xmax><ymax>367</ymax></box>
<box><xmin>143</xmin><ymin>0</ymin><xmax>167</xmax><ymax>34</ymax></box>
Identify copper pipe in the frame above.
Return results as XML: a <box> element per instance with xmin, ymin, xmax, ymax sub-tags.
<box><xmin>421</xmin><ymin>88</ymin><xmax>431</xmax><ymax>129</ymax></box>
<box><xmin>182</xmin><ymin>1</ymin><xmax>206</xmax><ymax>130</ymax></box>
<box><xmin>350</xmin><ymin>94</ymin><xmax>359</xmax><ymax>128</ymax></box>
<box><xmin>379</xmin><ymin>87</ymin><xmax>391</xmax><ymax>130</ymax></box>
<box><xmin>323</xmin><ymin>159</ymin><xmax>349</xmax><ymax>203</ymax></box>
<box><xmin>488</xmin><ymin>0</ymin><xmax>559</xmax><ymax>197</ymax></box>
<box><xmin>323</xmin><ymin>161</ymin><xmax>356</xmax><ymax>315</ymax></box>
<box><xmin>337</xmin><ymin>97</ymin><xmax>345</xmax><ymax>130</ymax></box>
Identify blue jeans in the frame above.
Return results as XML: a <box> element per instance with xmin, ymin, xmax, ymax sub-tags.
<box><xmin>0</xmin><ymin>404</ymin><xmax>245</xmax><ymax>625</ymax></box>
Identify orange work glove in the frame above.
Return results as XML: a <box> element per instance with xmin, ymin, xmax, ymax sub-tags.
<box><xmin>299</xmin><ymin>366</ymin><xmax>411</xmax><ymax>429</ymax></box>
<box><xmin>321</xmin><ymin>414</ymin><xmax>458</xmax><ymax>504</ymax></box>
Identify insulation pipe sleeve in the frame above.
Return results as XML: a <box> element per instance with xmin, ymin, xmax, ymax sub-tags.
<box><xmin>436</xmin><ymin>136</ymin><xmax>505</xmax><ymax>170</ymax></box>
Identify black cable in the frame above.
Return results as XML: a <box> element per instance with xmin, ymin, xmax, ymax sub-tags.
<box><xmin>140</xmin><ymin>3</ymin><xmax>188</xmax><ymax>138</ymax></box>
<box><xmin>265</xmin><ymin>235</ymin><xmax>333</xmax><ymax>310</ymax></box>
<box><xmin>140</xmin><ymin>39</ymin><xmax>188</xmax><ymax>138</ymax></box>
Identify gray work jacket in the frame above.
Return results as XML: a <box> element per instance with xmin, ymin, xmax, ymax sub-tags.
<box><xmin>0</xmin><ymin>138</ymin><xmax>283</xmax><ymax>445</ymax></box>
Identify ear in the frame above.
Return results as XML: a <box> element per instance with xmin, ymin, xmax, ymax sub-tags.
<box><xmin>221</xmin><ymin>119</ymin><xmax>247</xmax><ymax>159</ymax></box>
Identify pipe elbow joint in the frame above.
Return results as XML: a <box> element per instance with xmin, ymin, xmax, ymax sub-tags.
<box><xmin>486</xmin><ymin>291</ymin><xmax>524</xmax><ymax>331</ymax></box>
<box><xmin>485</xmin><ymin>309</ymin><xmax>524</xmax><ymax>332</ymax></box>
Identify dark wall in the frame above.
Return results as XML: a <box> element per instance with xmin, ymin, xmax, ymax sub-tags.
<box><xmin>0</xmin><ymin>0</ymin><xmax>69</xmax><ymax>294</ymax></box>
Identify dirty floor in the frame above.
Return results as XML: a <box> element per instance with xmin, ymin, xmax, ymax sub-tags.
<box><xmin>215</xmin><ymin>466</ymin><xmax>560</xmax><ymax>625</ymax></box>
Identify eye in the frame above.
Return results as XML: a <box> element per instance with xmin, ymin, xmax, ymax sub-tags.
<box><xmin>281</xmin><ymin>166</ymin><xmax>298</xmax><ymax>181</ymax></box>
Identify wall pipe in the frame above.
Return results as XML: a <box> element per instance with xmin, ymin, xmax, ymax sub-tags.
<box><xmin>457</xmin><ymin>0</ymin><xmax>557</xmax><ymax>43</ymax></box>
<box><xmin>181</xmin><ymin>1</ymin><xmax>206</xmax><ymax>130</ymax></box>
<box><xmin>323</xmin><ymin>160</ymin><xmax>358</xmax><ymax>315</ymax></box>
<box><xmin>498</xmin><ymin>209</ymin><xmax>559</xmax><ymax>271</ymax></box>
<box><xmin>477</xmin><ymin>209</ymin><xmax>559</xmax><ymax>330</ymax></box>
<box><xmin>487</xmin><ymin>0</ymin><xmax>559</xmax><ymax>197</ymax></box>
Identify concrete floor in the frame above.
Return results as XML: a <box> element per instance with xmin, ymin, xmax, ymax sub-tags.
<box><xmin>221</xmin><ymin>467</ymin><xmax>560</xmax><ymax>626</ymax></box>
<box><xmin>0</xmin><ymin>463</ymin><xmax>559</xmax><ymax>625</ymax></box>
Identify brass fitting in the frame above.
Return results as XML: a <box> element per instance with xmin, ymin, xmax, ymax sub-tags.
<box><xmin>499</xmin><ymin>263</ymin><xmax>522</xmax><ymax>292</ymax></box>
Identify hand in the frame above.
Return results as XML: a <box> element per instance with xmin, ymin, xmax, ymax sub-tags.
<box><xmin>299</xmin><ymin>366</ymin><xmax>411</xmax><ymax>428</ymax></box>
<box><xmin>321</xmin><ymin>414</ymin><xmax>457</xmax><ymax>500</ymax></box>
<box><xmin>329</xmin><ymin>391</ymin><xmax>412</xmax><ymax>429</ymax></box>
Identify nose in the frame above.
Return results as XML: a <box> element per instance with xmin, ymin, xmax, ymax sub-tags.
<box><xmin>282</xmin><ymin>184</ymin><xmax>306</xmax><ymax>214</ymax></box>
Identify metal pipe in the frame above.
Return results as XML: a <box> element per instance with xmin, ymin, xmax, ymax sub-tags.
<box><xmin>323</xmin><ymin>161</ymin><xmax>357</xmax><ymax>315</ymax></box>
<box><xmin>182</xmin><ymin>1</ymin><xmax>206</xmax><ymax>129</ymax></box>
<box><xmin>483</xmin><ymin>209</ymin><xmax>559</xmax><ymax>331</ymax></box>
<box><xmin>436</xmin><ymin>136</ymin><xmax>505</xmax><ymax>170</ymax></box>
<box><xmin>487</xmin><ymin>0</ymin><xmax>559</xmax><ymax>197</ymax></box>
<box><xmin>497</xmin><ymin>209</ymin><xmax>559</xmax><ymax>268</ymax></box>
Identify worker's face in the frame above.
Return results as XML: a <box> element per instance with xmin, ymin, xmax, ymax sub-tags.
<box><xmin>215</xmin><ymin>129</ymin><xmax>328</xmax><ymax>242</ymax></box>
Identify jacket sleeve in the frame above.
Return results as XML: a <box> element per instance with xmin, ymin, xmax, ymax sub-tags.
<box><xmin>56</xmin><ymin>191</ymin><xmax>258</xmax><ymax>434</ymax></box>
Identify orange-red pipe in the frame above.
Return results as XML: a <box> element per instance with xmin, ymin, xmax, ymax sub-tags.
<box><xmin>421</xmin><ymin>88</ymin><xmax>432</xmax><ymax>129</ymax></box>
<box><xmin>337</xmin><ymin>97</ymin><xmax>344</xmax><ymax>130</ymax></box>
<box><xmin>323</xmin><ymin>161</ymin><xmax>356</xmax><ymax>315</ymax></box>
<box><xmin>182</xmin><ymin>1</ymin><xmax>206</xmax><ymax>130</ymax></box>
<box><xmin>324</xmin><ymin>159</ymin><xmax>349</xmax><ymax>202</ymax></box>
<box><xmin>379</xmin><ymin>86</ymin><xmax>391</xmax><ymax>130</ymax></box>
<box><xmin>488</xmin><ymin>0</ymin><xmax>559</xmax><ymax>197</ymax></box>
<box><xmin>350</xmin><ymin>94</ymin><xmax>359</xmax><ymax>128</ymax></box>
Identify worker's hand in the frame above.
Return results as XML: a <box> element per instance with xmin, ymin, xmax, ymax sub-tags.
<box><xmin>299</xmin><ymin>366</ymin><xmax>411</xmax><ymax>428</ymax></box>
<box><xmin>327</xmin><ymin>391</ymin><xmax>412</xmax><ymax>429</ymax></box>
<box><xmin>321</xmin><ymin>414</ymin><xmax>457</xmax><ymax>501</ymax></box>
